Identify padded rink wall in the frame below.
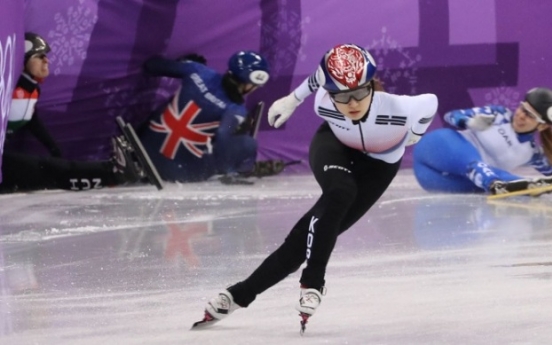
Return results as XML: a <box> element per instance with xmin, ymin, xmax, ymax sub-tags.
<box><xmin>1</xmin><ymin>0</ymin><xmax>552</xmax><ymax>180</ymax></box>
<box><xmin>0</xmin><ymin>0</ymin><xmax>24</xmax><ymax>181</ymax></box>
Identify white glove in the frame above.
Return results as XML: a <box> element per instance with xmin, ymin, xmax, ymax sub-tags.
<box><xmin>466</xmin><ymin>114</ymin><xmax>495</xmax><ymax>131</ymax></box>
<box><xmin>267</xmin><ymin>93</ymin><xmax>302</xmax><ymax>128</ymax></box>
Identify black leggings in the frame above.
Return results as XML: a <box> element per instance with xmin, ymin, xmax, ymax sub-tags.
<box><xmin>229</xmin><ymin>123</ymin><xmax>401</xmax><ymax>307</ymax></box>
<box><xmin>0</xmin><ymin>152</ymin><xmax>119</xmax><ymax>193</ymax></box>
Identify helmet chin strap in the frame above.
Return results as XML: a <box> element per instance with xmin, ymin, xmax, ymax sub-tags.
<box><xmin>222</xmin><ymin>73</ymin><xmax>245</xmax><ymax>104</ymax></box>
<box><xmin>516</xmin><ymin>128</ymin><xmax>538</xmax><ymax>135</ymax></box>
<box><xmin>514</xmin><ymin>121</ymin><xmax>541</xmax><ymax>135</ymax></box>
<box><xmin>240</xmin><ymin>83</ymin><xmax>257</xmax><ymax>96</ymax></box>
<box><xmin>22</xmin><ymin>70</ymin><xmax>40</xmax><ymax>83</ymax></box>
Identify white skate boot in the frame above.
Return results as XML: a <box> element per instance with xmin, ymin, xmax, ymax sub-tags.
<box><xmin>191</xmin><ymin>290</ymin><xmax>240</xmax><ymax>330</ymax></box>
<box><xmin>295</xmin><ymin>287</ymin><xmax>324</xmax><ymax>335</ymax></box>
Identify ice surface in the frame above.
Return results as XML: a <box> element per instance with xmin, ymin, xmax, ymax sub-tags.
<box><xmin>1</xmin><ymin>170</ymin><xmax>552</xmax><ymax>345</ymax></box>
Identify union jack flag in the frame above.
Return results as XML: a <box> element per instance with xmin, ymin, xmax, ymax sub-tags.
<box><xmin>150</xmin><ymin>91</ymin><xmax>219</xmax><ymax>159</ymax></box>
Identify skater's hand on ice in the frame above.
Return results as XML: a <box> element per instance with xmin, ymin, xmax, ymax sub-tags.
<box><xmin>466</xmin><ymin>114</ymin><xmax>495</xmax><ymax>131</ymax></box>
<box><xmin>268</xmin><ymin>93</ymin><xmax>302</xmax><ymax>128</ymax></box>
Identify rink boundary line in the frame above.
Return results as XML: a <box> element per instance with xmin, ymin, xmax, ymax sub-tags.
<box><xmin>0</xmin><ymin>214</ymin><xmax>245</xmax><ymax>243</ymax></box>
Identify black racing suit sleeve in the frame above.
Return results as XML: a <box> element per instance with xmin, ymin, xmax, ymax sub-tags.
<box><xmin>26</xmin><ymin>112</ymin><xmax>62</xmax><ymax>157</ymax></box>
<box><xmin>143</xmin><ymin>56</ymin><xmax>189</xmax><ymax>79</ymax></box>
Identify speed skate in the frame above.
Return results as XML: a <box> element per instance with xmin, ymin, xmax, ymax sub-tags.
<box><xmin>487</xmin><ymin>184</ymin><xmax>552</xmax><ymax>200</ymax></box>
<box><xmin>116</xmin><ymin>116</ymin><xmax>164</xmax><ymax>190</ymax></box>
<box><xmin>488</xmin><ymin>178</ymin><xmax>552</xmax><ymax>200</ymax></box>
<box><xmin>190</xmin><ymin>311</ymin><xmax>220</xmax><ymax>330</ymax></box>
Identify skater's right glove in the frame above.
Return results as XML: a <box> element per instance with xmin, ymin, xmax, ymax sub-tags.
<box><xmin>177</xmin><ymin>53</ymin><xmax>207</xmax><ymax>65</ymax></box>
<box><xmin>268</xmin><ymin>93</ymin><xmax>302</xmax><ymax>128</ymax></box>
<box><xmin>466</xmin><ymin>113</ymin><xmax>495</xmax><ymax>131</ymax></box>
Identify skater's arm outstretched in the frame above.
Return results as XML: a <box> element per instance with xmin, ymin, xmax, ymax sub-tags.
<box><xmin>143</xmin><ymin>56</ymin><xmax>195</xmax><ymax>79</ymax></box>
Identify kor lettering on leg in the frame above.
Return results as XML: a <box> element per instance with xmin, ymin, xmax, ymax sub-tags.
<box><xmin>69</xmin><ymin>178</ymin><xmax>103</xmax><ymax>190</ymax></box>
<box><xmin>305</xmin><ymin>216</ymin><xmax>319</xmax><ymax>259</ymax></box>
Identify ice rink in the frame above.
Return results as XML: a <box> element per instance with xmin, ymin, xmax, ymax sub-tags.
<box><xmin>1</xmin><ymin>170</ymin><xmax>552</xmax><ymax>345</ymax></box>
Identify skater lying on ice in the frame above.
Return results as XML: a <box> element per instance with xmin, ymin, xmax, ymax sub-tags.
<box><xmin>413</xmin><ymin>87</ymin><xmax>552</xmax><ymax>196</ymax></box>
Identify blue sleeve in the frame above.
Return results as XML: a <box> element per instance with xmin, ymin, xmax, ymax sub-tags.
<box><xmin>213</xmin><ymin>106</ymin><xmax>248</xmax><ymax>172</ymax></box>
<box><xmin>443</xmin><ymin>105</ymin><xmax>506</xmax><ymax>129</ymax></box>
<box><xmin>144</xmin><ymin>56</ymin><xmax>195</xmax><ymax>79</ymax></box>
<box><xmin>444</xmin><ymin>108</ymin><xmax>474</xmax><ymax>129</ymax></box>
<box><xmin>529</xmin><ymin>145</ymin><xmax>552</xmax><ymax>176</ymax></box>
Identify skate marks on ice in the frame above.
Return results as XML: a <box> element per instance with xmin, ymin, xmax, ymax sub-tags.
<box><xmin>1</xmin><ymin>174</ymin><xmax>552</xmax><ymax>344</ymax></box>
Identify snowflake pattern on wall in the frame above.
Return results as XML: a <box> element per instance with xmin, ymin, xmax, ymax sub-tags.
<box><xmin>47</xmin><ymin>0</ymin><xmax>98</xmax><ymax>75</ymax></box>
<box><xmin>484</xmin><ymin>86</ymin><xmax>521</xmax><ymax>110</ymax></box>
<box><xmin>296</xmin><ymin>16</ymin><xmax>311</xmax><ymax>63</ymax></box>
<box><xmin>260</xmin><ymin>0</ymin><xmax>302</xmax><ymax>78</ymax></box>
<box><xmin>102</xmin><ymin>77</ymin><xmax>179</xmax><ymax>119</ymax></box>
<box><xmin>365</xmin><ymin>27</ymin><xmax>421</xmax><ymax>95</ymax></box>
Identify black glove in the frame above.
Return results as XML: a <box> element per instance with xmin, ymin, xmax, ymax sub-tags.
<box><xmin>143</xmin><ymin>55</ymin><xmax>164</xmax><ymax>74</ymax></box>
<box><xmin>177</xmin><ymin>53</ymin><xmax>207</xmax><ymax>65</ymax></box>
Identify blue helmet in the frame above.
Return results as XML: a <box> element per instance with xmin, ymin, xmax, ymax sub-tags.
<box><xmin>317</xmin><ymin>43</ymin><xmax>377</xmax><ymax>92</ymax></box>
<box><xmin>228</xmin><ymin>51</ymin><xmax>270</xmax><ymax>86</ymax></box>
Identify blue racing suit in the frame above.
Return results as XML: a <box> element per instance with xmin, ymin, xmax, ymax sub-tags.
<box><xmin>413</xmin><ymin>105</ymin><xmax>552</xmax><ymax>193</ymax></box>
<box><xmin>139</xmin><ymin>57</ymin><xmax>257</xmax><ymax>182</ymax></box>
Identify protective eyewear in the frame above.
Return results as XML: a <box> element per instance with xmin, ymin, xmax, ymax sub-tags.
<box><xmin>520</xmin><ymin>102</ymin><xmax>545</xmax><ymax>124</ymax></box>
<box><xmin>329</xmin><ymin>84</ymin><xmax>373</xmax><ymax>104</ymax></box>
<box><xmin>32</xmin><ymin>53</ymin><xmax>48</xmax><ymax>60</ymax></box>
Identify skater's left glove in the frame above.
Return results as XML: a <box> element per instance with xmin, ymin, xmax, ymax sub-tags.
<box><xmin>466</xmin><ymin>113</ymin><xmax>495</xmax><ymax>131</ymax></box>
<box><xmin>268</xmin><ymin>93</ymin><xmax>302</xmax><ymax>128</ymax></box>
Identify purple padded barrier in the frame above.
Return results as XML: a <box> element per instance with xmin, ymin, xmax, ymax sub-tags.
<box><xmin>5</xmin><ymin>0</ymin><xmax>552</xmax><ymax>175</ymax></box>
<box><xmin>0</xmin><ymin>0</ymin><xmax>24</xmax><ymax>182</ymax></box>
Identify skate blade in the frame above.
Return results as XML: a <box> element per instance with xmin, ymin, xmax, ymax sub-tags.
<box><xmin>116</xmin><ymin>116</ymin><xmax>164</xmax><ymax>190</ymax></box>
<box><xmin>487</xmin><ymin>185</ymin><xmax>552</xmax><ymax>200</ymax></box>
<box><xmin>299</xmin><ymin>312</ymin><xmax>310</xmax><ymax>336</ymax></box>
<box><xmin>190</xmin><ymin>311</ymin><xmax>219</xmax><ymax>330</ymax></box>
